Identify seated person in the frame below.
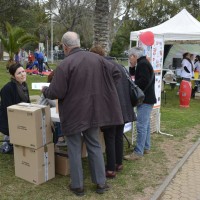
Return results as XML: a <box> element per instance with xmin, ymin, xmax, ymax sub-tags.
<box><xmin>0</xmin><ymin>63</ymin><xmax>30</xmax><ymax>153</ymax></box>
<box><xmin>26</xmin><ymin>61</ymin><xmax>34</xmax><ymax>69</ymax></box>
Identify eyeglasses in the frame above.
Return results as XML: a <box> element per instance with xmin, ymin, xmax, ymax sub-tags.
<box><xmin>16</xmin><ymin>70</ymin><xmax>26</xmax><ymax>76</ymax></box>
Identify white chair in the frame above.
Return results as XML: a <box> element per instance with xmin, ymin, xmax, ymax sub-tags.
<box><xmin>163</xmin><ymin>70</ymin><xmax>177</xmax><ymax>89</ymax></box>
<box><xmin>161</xmin><ymin>80</ymin><xmax>167</xmax><ymax>104</ymax></box>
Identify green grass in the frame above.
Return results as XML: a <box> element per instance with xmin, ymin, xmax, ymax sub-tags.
<box><xmin>1</xmin><ymin>61</ymin><xmax>200</xmax><ymax>199</ymax></box>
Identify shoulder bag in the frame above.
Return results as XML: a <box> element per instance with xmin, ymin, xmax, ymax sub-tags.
<box><xmin>123</xmin><ymin>67</ymin><xmax>154</xmax><ymax>107</ymax></box>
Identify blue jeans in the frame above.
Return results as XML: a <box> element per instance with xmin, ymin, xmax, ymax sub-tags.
<box><xmin>134</xmin><ymin>103</ymin><xmax>153</xmax><ymax>156</ymax></box>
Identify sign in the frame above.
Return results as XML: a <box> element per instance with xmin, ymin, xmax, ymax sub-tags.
<box><xmin>32</xmin><ymin>83</ymin><xmax>50</xmax><ymax>90</ymax></box>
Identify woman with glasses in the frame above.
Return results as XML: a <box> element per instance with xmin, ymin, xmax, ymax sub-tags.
<box><xmin>0</xmin><ymin>63</ymin><xmax>30</xmax><ymax>153</ymax></box>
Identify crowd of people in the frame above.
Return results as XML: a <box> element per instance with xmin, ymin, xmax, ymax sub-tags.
<box><xmin>0</xmin><ymin>31</ymin><xmax>156</xmax><ymax>196</ymax></box>
<box><xmin>26</xmin><ymin>49</ymin><xmax>51</xmax><ymax>73</ymax></box>
<box><xmin>180</xmin><ymin>52</ymin><xmax>200</xmax><ymax>97</ymax></box>
<box><xmin>11</xmin><ymin>48</ymin><xmax>51</xmax><ymax>74</ymax></box>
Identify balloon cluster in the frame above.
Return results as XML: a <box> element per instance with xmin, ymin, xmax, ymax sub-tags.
<box><xmin>139</xmin><ymin>31</ymin><xmax>154</xmax><ymax>46</ymax></box>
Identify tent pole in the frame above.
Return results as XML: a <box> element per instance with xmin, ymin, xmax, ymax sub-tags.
<box><xmin>157</xmin><ymin>110</ymin><xmax>173</xmax><ymax>137</ymax></box>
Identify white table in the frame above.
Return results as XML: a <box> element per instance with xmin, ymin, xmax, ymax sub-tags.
<box><xmin>50</xmin><ymin>107</ymin><xmax>133</xmax><ymax>146</ymax></box>
<box><xmin>50</xmin><ymin>107</ymin><xmax>132</xmax><ymax>132</ymax></box>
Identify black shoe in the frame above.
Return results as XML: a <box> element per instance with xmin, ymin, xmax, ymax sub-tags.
<box><xmin>69</xmin><ymin>185</ymin><xmax>84</xmax><ymax>196</ymax></box>
<box><xmin>96</xmin><ymin>183</ymin><xmax>110</xmax><ymax>194</ymax></box>
<box><xmin>106</xmin><ymin>170</ymin><xmax>116</xmax><ymax>178</ymax></box>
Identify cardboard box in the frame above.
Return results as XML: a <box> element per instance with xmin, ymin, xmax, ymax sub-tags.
<box><xmin>81</xmin><ymin>130</ymin><xmax>105</xmax><ymax>158</ymax></box>
<box><xmin>7</xmin><ymin>103</ymin><xmax>52</xmax><ymax>149</ymax></box>
<box><xmin>99</xmin><ymin>131</ymin><xmax>105</xmax><ymax>153</ymax></box>
<box><xmin>14</xmin><ymin>143</ymin><xmax>55</xmax><ymax>185</ymax></box>
<box><xmin>55</xmin><ymin>150</ymin><xmax>70</xmax><ymax>176</ymax></box>
<box><xmin>81</xmin><ymin>140</ymin><xmax>87</xmax><ymax>158</ymax></box>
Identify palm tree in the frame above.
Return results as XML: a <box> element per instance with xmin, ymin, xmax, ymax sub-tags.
<box><xmin>0</xmin><ymin>22</ymin><xmax>37</xmax><ymax>60</ymax></box>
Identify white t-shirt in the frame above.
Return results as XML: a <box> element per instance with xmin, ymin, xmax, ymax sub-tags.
<box><xmin>181</xmin><ymin>59</ymin><xmax>193</xmax><ymax>79</ymax></box>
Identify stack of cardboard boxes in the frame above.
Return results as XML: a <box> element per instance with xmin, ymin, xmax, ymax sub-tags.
<box><xmin>7</xmin><ymin>103</ymin><xmax>55</xmax><ymax>185</ymax></box>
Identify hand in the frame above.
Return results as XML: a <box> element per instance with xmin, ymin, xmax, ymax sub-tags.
<box><xmin>41</xmin><ymin>86</ymin><xmax>47</xmax><ymax>93</ymax></box>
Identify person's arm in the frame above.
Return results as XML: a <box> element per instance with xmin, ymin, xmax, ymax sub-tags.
<box><xmin>1</xmin><ymin>85</ymin><xmax>16</xmax><ymax>108</ymax></box>
<box><xmin>42</xmin><ymin>66</ymin><xmax>68</xmax><ymax>100</ymax></box>
<box><xmin>184</xmin><ymin>66</ymin><xmax>190</xmax><ymax>73</ymax></box>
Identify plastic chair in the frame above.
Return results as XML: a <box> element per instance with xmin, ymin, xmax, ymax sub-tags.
<box><xmin>163</xmin><ymin>70</ymin><xmax>177</xmax><ymax>90</ymax></box>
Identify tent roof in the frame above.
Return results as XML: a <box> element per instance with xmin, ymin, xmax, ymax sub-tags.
<box><xmin>130</xmin><ymin>9</ymin><xmax>200</xmax><ymax>44</ymax></box>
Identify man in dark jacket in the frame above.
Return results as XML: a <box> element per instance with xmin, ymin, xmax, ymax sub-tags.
<box><xmin>42</xmin><ymin>32</ymin><xmax>123</xmax><ymax>196</ymax></box>
<box><xmin>124</xmin><ymin>47</ymin><xmax>156</xmax><ymax>161</ymax></box>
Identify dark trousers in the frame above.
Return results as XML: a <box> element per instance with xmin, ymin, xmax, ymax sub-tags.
<box><xmin>44</xmin><ymin>62</ymin><xmax>50</xmax><ymax>69</ymax></box>
<box><xmin>103</xmin><ymin>124</ymin><xmax>125</xmax><ymax>171</ymax></box>
<box><xmin>38</xmin><ymin>58</ymin><xmax>44</xmax><ymax>73</ymax></box>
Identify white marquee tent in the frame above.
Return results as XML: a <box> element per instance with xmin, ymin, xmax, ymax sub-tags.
<box><xmin>130</xmin><ymin>9</ymin><xmax>200</xmax><ymax>44</ymax></box>
<box><xmin>129</xmin><ymin>9</ymin><xmax>200</xmax><ymax>137</ymax></box>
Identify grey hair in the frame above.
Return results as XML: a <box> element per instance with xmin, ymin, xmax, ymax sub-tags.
<box><xmin>128</xmin><ymin>47</ymin><xmax>144</xmax><ymax>58</ymax></box>
<box><xmin>61</xmin><ymin>31</ymin><xmax>80</xmax><ymax>47</ymax></box>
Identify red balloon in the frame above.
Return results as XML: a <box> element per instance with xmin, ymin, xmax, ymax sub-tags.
<box><xmin>139</xmin><ymin>31</ymin><xmax>154</xmax><ymax>46</ymax></box>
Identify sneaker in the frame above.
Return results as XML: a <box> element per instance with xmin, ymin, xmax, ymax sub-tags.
<box><xmin>69</xmin><ymin>185</ymin><xmax>84</xmax><ymax>196</ymax></box>
<box><xmin>56</xmin><ymin>140</ymin><xmax>67</xmax><ymax>147</ymax></box>
<box><xmin>124</xmin><ymin>152</ymin><xmax>141</xmax><ymax>161</ymax></box>
<box><xmin>96</xmin><ymin>183</ymin><xmax>110</xmax><ymax>194</ymax></box>
<box><xmin>144</xmin><ymin>149</ymin><xmax>150</xmax><ymax>154</ymax></box>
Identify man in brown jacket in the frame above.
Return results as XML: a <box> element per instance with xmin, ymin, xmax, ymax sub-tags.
<box><xmin>42</xmin><ymin>32</ymin><xmax>123</xmax><ymax>196</ymax></box>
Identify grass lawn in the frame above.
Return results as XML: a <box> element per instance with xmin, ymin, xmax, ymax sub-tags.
<box><xmin>0</xmin><ymin>61</ymin><xmax>200</xmax><ymax>199</ymax></box>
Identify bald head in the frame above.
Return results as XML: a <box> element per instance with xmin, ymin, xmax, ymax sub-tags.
<box><xmin>61</xmin><ymin>31</ymin><xmax>80</xmax><ymax>48</ymax></box>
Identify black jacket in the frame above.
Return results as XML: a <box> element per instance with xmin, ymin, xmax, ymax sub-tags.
<box><xmin>106</xmin><ymin>59</ymin><xmax>136</xmax><ymax>123</ymax></box>
<box><xmin>0</xmin><ymin>81</ymin><xmax>30</xmax><ymax>135</ymax></box>
<box><xmin>134</xmin><ymin>56</ymin><xmax>156</xmax><ymax>104</ymax></box>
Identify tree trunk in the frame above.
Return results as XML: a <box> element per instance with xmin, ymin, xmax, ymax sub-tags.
<box><xmin>93</xmin><ymin>0</ymin><xmax>110</xmax><ymax>55</ymax></box>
